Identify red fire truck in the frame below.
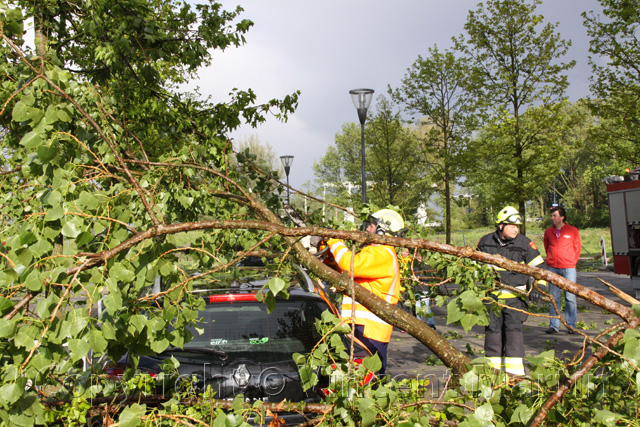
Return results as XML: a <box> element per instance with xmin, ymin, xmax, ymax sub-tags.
<box><xmin>605</xmin><ymin>166</ymin><xmax>640</xmax><ymax>298</ymax></box>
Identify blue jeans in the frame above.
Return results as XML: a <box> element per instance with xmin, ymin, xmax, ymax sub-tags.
<box><xmin>416</xmin><ymin>296</ymin><xmax>436</xmax><ymax>328</ymax></box>
<box><xmin>354</xmin><ymin>324</ymin><xmax>388</xmax><ymax>375</ymax></box>
<box><xmin>547</xmin><ymin>267</ymin><xmax>577</xmax><ymax>330</ymax></box>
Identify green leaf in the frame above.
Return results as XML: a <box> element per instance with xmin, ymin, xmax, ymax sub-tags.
<box><xmin>459</xmin><ymin>290</ymin><xmax>484</xmax><ymax>312</ymax></box>
<box><xmin>460</xmin><ymin>370</ymin><xmax>480</xmax><ymax>392</ymax></box>
<box><xmin>0</xmin><ymin>319</ymin><xmax>16</xmax><ymax>339</ymax></box>
<box><xmin>446</xmin><ymin>297</ymin><xmax>463</xmax><ymax>324</ymax></box>
<box><xmin>56</xmin><ymin>108</ymin><xmax>72</xmax><ymax>123</ymax></box>
<box><xmin>103</xmin><ymin>293</ymin><xmax>123</xmax><ymax>313</ymax></box>
<box><xmin>593</xmin><ymin>410</ymin><xmax>622</xmax><ymax>425</ymax></box>
<box><xmin>0</xmin><ymin>378</ymin><xmax>27</xmax><ymax>406</ymax></box>
<box><xmin>88</xmin><ymin>329</ymin><xmax>108</xmax><ymax>354</ymax></box>
<box><xmin>41</xmin><ymin>189</ymin><xmax>62</xmax><ymax>207</ymax></box>
<box><xmin>69</xmin><ymin>313</ymin><xmax>89</xmax><ymax>336</ymax></box>
<box><xmin>101</xmin><ymin>320</ymin><xmax>116</xmax><ymax>340</ymax></box>
<box><xmin>110</xmin><ymin>264</ymin><xmax>135</xmax><ymax>283</ymax></box>
<box><xmin>18</xmin><ymin>231</ymin><xmax>37</xmax><ymax>246</ymax></box>
<box><xmin>61</xmin><ymin>217</ymin><xmax>83</xmax><ymax>238</ymax></box>
<box><xmin>230</xmin><ymin>394</ymin><xmax>245</xmax><ymax>411</ymax></box>
<box><xmin>118</xmin><ymin>403</ymin><xmax>146</xmax><ymax>427</ymax></box>
<box><xmin>36</xmin><ymin>295</ymin><xmax>56</xmax><ymax>319</ymax></box>
<box><xmin>264</xmin><ymin>292</ymin><xmax>276</xmax><ymax>313</ymax></box>
<box><xmin>510</xmin><ymin>404</ymin><xmax>534</xmax><ymax>424</ymax></box>
<box><xmin>14</xmin><ymin>325</ymin><xmax>41</xmax><ymax>350</ymax></box>
<box><xmin>267</xmin><ymin>277</ymin><xmax>286</xmax><ymax>294</ymax></box>
<box><xmin>12</xmin><ymin>101</ymin><xmax>30</xmax><ymax>122</ymax></box>
<box><xmin>20</xmin><ymin>131</ymin><xmax>44</xmax><ymax>150</ymax></box>
<box><xmin>129</xmin><ymin>314</ymin><xmax>147</xmax><ymax>333</ymax></box>
<box><xmin>14</xmin><ymin>248</ymin><xmax>34</xmax><ymax>270</ymax></box>
<box><xmin>37</xmin><ymin>145</ymin><xmax>57</xmax><ymax>163</ymax></box>
<box><xmin>24</xmin><ymin>269</ymin><xmax>43</xmax><ymax>292</ymax></box>
<box><xmin>67</xmin><ymin>339</ymin><xmax>90</xmax><ymax>362</ymax></box>
<box><xmin>3</xmin><ymin>8</ymin><xmax>24</xmax><ymax>38</ymax></box>
<box><xmin>362</xmin><ymin>353</ymin><xmax>382</xmax><ymax>373</ymax></box>
<box><xmin>78</xmin><ymin>191</ymin><xmax>100</xmax><ymax>210</ymax></box>
<box><xmin>44</xmin><ymin>205</ymin><xmax>64</xmax><ymax>222</ymax></box>
<box><xmin>473</xmin><ymin>403</ymin><xmax>494</xmax><ymax>424</ymax></box>
<box><xmin>356</xmin><ymin>397</ymin><xmax>376</xmax><ymax>426</ymax></box>
<box><xmin>0</xmin><ymin>297</ymin><xmax>15</xmax><ymax>317</ymax></box>
<box><xmin>149</xmin><ymin>337</ymin><xmax>169</xmax><ymax>353</ymax></box>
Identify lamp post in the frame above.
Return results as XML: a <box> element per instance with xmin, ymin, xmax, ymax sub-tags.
<box><xmin>349</xmin><ymin>88</ymin><xmax>374</xmax><ymax>204</ymax></box>
<box><xmin>280</xmin><ymin>155</ymin><xmax>294</xmax><ymax>204</ymax></box>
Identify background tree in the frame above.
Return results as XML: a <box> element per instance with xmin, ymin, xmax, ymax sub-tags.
<box><xmin>312</xmin><ymin>122</ymin><xmax>364</xmax><ymax>211</ymax></box>
<box><xmin>584</xmin><ymin>0</ymin><xmax>640</xmax><ymax>169</ymax></box>
<box><xmin>234</xmin><ymin>134</ymin><xmax>281</xmax><ymax>173</ymax></box>
<box><xmin>455</xmin><ymin>0</ymin><xmax>575</xmax><ymax>234</ymax></box>
<box><xmin>391</xmin><ymin>46</ymin><xmax>476</xmax><ymax>244</ymax></box>
<box><xmin>312</xmin><ymin>98</ymin><xmax>425</xmax><ymax>215</ymax></box>
<box><xmin>365</xmin><ymin>96</ymin><xmax>426</xmax><ymax>214</ymax></box>
<box><xmin>545</xmin><ymin>100</ymin><xmax>609</xmax><ymax>227</ymax></box>
<box><xmin>467</xmin><ymin>102</ymin><xmax>575</xmax><ymax>222</ymax></box>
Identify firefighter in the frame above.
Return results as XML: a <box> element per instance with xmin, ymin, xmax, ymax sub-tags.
<box><xmin>326</xmin><ymin>209</ymin><xmax>405</xmax><ymax>375</ymax></box>
<box><xmin>477</xmin><ymin>206</ymin><xmax>546</xmax><ymax>376</ymax></box>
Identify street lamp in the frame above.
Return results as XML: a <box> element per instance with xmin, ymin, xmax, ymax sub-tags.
<box><xmin>349</xmin><ymin>88</ymin><xmax>374</xmax><ymax>204</ymax></box>
<box><xmin>280</xmin><ymin>155</ymin><xmax>294</xmax><ymax>204</ymax></box>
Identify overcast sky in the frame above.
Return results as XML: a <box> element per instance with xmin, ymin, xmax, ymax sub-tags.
<box><xmin>192</xmin><ymin>0</ymin><xmax>603</xmax><ymax>191</ymax></box>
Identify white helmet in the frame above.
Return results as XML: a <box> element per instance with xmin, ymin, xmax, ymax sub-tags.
<box><xmin>365</xmin><ymin>209</ymin><xmax>407</xmax><ymax>237</ymax></box>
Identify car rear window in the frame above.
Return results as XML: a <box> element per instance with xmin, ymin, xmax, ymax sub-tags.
<box><xmin>187</xmin><ymin>299</ymin><xmax>326</xmax><ymax>361</ymax></box>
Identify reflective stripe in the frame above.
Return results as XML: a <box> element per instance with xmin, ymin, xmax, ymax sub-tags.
<box><xmin>528</xmin><ymin>255</ymin><xmax>544</xmax><ymax>267</ymax></box>
<box><xmin>329</xmin><ymin>241</ymin><xmax>343</xmax><ymax>252</ymax></box>
<box><xmin>342</xmin><ymin>296</ymin><xmax>353</xmax><ymax>304</ymax></box>
<box><xmin>333</xmin><ymin>247</ymin><xmax>349</xmax><ymax>264</ymax></box>
<box><xmin>492</xmin><ymin>287</ymin><xmax>526</xmax><ymax>299</ymax></box>
<box><xmin>331</xmin><ymin>241</ymin><xmax>349</xmax><ymax>265</ymax></box>
<box><xmin>492</xmin><ymin>291</ymin><xmax>519</xmax><ymax>299</ymax></box>
<box><xmin>487</xmin><ymin>357</ymin><xmax>502</xmax><ymax>370</ymax></box>
<box><xmin>504</xmin><ymin>357</ymin><xmax>525</xmax><ymax>376</ymax></box>
<box><xmin>340</xmin><ymin>308</ymin><xmax>389</xmax><ymax>325</ymax></box>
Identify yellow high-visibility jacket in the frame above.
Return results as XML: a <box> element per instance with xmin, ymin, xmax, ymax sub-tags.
<box><xmin>327</xmin><ymin>239</ymin><xmax>400</xmax><ymax>343</ymax></box>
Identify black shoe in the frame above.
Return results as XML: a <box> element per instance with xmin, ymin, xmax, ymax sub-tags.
<box><xmin>545</xmin><ymin>327</ymin><xmax>558</xmax><ymax>334</ymax></box>
<box><xmin>567</xmin><ymin>329</ymin><xmax>575</xmax><ymax>335</ymax></box>
<box><xmin>429</xmin><ymin>324</ymin><xmax>437</xmax><ymax>331</ymax></box>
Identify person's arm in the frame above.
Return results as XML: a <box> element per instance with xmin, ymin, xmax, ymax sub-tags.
<box><xmin>525</xmin><ymin>241</ymin><xmax>547</xmax><ymax>290</ymax></box>
<box><xmin>573</xmin><ymin>227</ymin><xmax>582</xmax><ymax>265</ymax></box>
<box><xmin>327</xmin><ymin>239</ymin><xmax>390</xmax><ymax>279</ymax></box>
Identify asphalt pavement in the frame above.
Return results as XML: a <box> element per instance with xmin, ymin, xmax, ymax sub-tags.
<box><xmin>385</xmin><ymin>269</ymin><xmax>639</xmax><ymax>385</ymax></box>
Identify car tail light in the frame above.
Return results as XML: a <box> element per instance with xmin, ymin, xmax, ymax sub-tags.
<box><xmin>318</xmin><ymin>358</ymin><xmax>374</xmax><ymax>397</ymax></box>
<box><xmin>105</xmin><ymin>367</ymin><xmax>125</xmax><ymax>379</ymax></box>
<box><xmin>209</xmin><ymin>294</ymin><xmax>259</xmax><ymax>303</ymax></box>
<box><xmin>104</xmin><ymin>364</ymin><xmax>158</xmax><ymax>380</ymax></box>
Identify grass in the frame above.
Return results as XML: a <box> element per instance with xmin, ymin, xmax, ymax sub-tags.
<box><xmin>427</xmin><ymin>225</ymin><xmax>612</xmax><ymax>270</ymax></box>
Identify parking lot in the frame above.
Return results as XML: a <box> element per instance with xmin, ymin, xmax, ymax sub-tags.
<box><xmin>386</xmin><ymin>269</ymin><xmax>639</xmax><ymax>383</ymax></box>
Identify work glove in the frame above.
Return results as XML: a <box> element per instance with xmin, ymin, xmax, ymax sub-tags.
<box><xmin>309</xmin><ymin>236</ymin><xmax>330</xmax><ymax>257</ymax></box>
<box><xmin>309</xmin><ymin>235</ymin><xmax>323</xmax><ymax>250</ymax></box>
<box><xmin>528</xmin><ymin>280</ymin><xmax>547</xmax><ymax>303</ymax></box>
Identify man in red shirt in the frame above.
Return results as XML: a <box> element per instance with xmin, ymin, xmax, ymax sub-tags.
<box><xmin>543</xmin><ymin>206</ymin><xmax>581</xmax><ymax>334</ymax></box>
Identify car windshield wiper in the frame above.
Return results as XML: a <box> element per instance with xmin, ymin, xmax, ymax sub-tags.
<box><xmin>165</xmin><ymin>347</ymin><xmax>228</xmax><ymax>359</ymax></box>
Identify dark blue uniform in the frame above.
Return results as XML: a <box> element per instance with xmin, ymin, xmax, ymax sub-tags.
<box><xmin>477</xmin><ymin>231</ymin><xmax>545</xmax><ymax>375</ymax></box>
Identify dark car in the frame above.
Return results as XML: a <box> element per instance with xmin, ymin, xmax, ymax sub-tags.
<box><xmin>105</xmin><ymin>260</ymin><xmax>371</xmax><ymax>424</ymax></box>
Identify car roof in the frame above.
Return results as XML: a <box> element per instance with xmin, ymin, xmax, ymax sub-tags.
<box><xmin>189</xmin><ymin>258</ymin><xmax>328</xmax><ymax>302</ymax></box>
